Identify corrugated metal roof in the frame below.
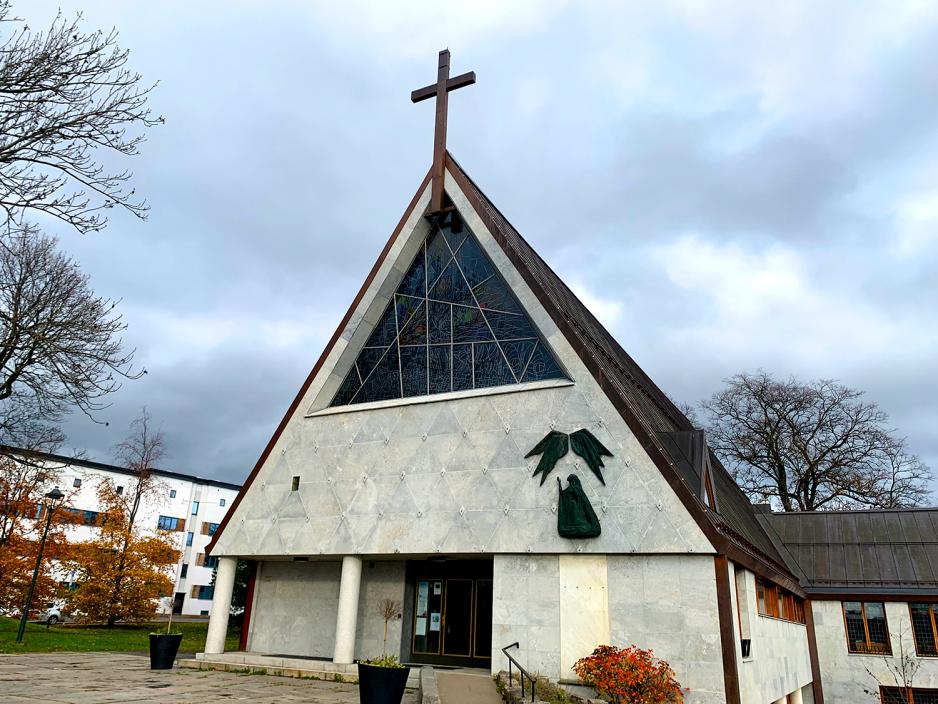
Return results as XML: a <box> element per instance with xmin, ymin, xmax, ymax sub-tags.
<box><xmin>767</xmin><ymin>509</ymin><xmax>938</xmax><ymax>594</ymax></box>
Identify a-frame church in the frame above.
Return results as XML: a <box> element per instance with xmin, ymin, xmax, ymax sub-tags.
<box><xmin>200</xmin><ymin>52</ymin><xmax>938</xmax><ymax>704</ymax></box>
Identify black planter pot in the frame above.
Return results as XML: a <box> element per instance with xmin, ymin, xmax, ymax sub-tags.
<box><xmin>357</xmin><ymin>662</ymin><xmax>411</xmax><ymax>704</ymax></box>
<box><xmin>149</xmin><ymin>633</ymin><xmax>183</xmax><ymax>670</ymax></box>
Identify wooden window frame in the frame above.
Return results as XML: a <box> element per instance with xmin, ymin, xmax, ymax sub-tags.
<box><xmin>843</xmin><ymin>601</ymin><xmax>892</xmax><ymax>656</ymax></box>
<box><xmin>909</xmin><ymin>603</ymin><xmax>938</xmax><ymax>658</ymax></box>
<box><xmin>879</xmin><ymin>685</ymin><xmax>938</xmax><ymax>704</ymax></box>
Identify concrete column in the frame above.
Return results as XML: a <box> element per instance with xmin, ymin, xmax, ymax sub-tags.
<box><xmin>204</xmin><ymin>556</ymin><xmax>237</xmax><ymax>654</ymax></box>
<box><xmin>790</xmin><ymin>688</ymin><xmax>804</xmax><ymax>704</ymax></box>
<box><xmin>333</xmin><ymin>555</ymin><xmax>363</xmax><ymax>664</ymax></box>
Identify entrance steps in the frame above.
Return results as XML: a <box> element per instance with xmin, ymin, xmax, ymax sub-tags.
<box><xmin>178</xmin><ymin>651</ymin><xmax>420</xmax><ymax>688</ymax></box>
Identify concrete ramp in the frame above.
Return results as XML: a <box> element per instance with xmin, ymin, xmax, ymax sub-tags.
<box><xmin>436</xmin><ymin>670</ymin><xmax>502</xmax><ymax>704</ymax></box>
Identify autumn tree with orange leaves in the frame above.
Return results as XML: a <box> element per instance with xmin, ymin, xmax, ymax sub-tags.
<box><xmin>0</xmin><ymin>454</ymin><xmax>74</xmax><ymax>615</ymax></box>
<box><xmin>66</xmin><ymin>411</ymin><xmax>179</xmax><ymax>625</ymax></box>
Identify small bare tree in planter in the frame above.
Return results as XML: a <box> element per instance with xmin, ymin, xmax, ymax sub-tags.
<box><xmin>357</xmin><ymin>598</ymin><xmax>408</xmax><ymax>704</ymax></box>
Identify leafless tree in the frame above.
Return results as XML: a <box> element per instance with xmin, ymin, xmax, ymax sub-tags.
<box><xmin>0</xmin><ymin>226</ymin><xmax>139</xmax><ymax>450</ymax></box>
<box><xmin>863</xmin><ymin>628</ymin><xmax>920</xmax><ymax>701</ymax></box>
<box><xmin>0</xmin><ymin>1</ymin><xmax>161</xmax><ymax>234</ymax></box>
<box><xmin>112</xmin><ymin>407</ymin><xmax>165</xmax><ymax>528</ymax></box>
<box><xmin>702</xmin><ymin>371</ymin><xmax>931</xmax><ymax>511</ymax></box>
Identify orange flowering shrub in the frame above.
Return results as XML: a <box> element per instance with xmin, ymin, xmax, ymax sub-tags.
<box><xmin>573</xmin><ymin>644</ymin><xmax>685</xmax><ymax>704</ymax></box>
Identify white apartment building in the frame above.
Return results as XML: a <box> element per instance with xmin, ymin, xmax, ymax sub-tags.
<box><xmin>22</xmin><ymin>449</ymin><xmax>241</xmax><ymax>617</ymax></box>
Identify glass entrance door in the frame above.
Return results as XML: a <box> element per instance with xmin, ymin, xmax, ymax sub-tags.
<box><xmin>411</xmin><ymin>577</ymin><xmax>490</xmax><ymax>661</ymax></box>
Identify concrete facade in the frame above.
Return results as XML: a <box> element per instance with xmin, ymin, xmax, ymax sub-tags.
<box><xmin>727</xmin><ymin>564</ymin><xmax>814</xmax><ymax>703</ymax></box>
<box><xmin>813</xmin><ymin>599</ymin><xmax>938</xmax><ymax>701</ymax></box>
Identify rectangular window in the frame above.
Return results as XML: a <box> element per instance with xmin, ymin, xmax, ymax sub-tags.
<box><xmin>292</xmin><ymin>475</ymin><xmax>300</xmax><ymax>491</ymax></box>
<box><xmin>191</xmin><ymin>585</ymin><xmax>215</xmax><ymax>600</ymax></box>
<box><xmin>73</xmin><ymin>478</ymin><xmax>82</xmax><ymax>488</ymax></box>
<box><xmin>116</xmin><ymin>485</ymin><xmax>124</xmax><ymax>495</ymax></box>
<box><xmin>881</xmin><ymin>687</ymin><xmax>938</xmax><ymax>704</ymax></box>
<box><xmin>185</xmin><ymin>531</ymin><xmax>193</xmax><ymax>547</ymax></box>
<box><xmin>910</xmin><ymin>603</ymin><xmax>938</xmax><ymax>657</ymax></box>
<box><xmin>219</xmin><ymin>498</ymin><xmax>226</xmax><ymax>507</ymax></box>
<box><xmin>191</xmin><ymin>501</ymin><xmax>199</xmax><ymax>515</ymax></box>
<box><xmin>204</xmin><ymin>555</ymin><xmax>219</xmax><ymax>569</ymax></box>
<box><xmin>170</xmin><ymin>489</ymin><xmax>176</xmax><ymax>498</ymax></box>
<box><xmin>201</xmin><ymin>522</ymin><xmax>220</xmax><ymax>536</ymax></box>
<box><xmin>180</xmin><ymin>563</ymin><xmax>188</xmax><ymax>579</ymax></box>
<box><xmin>157</xmin><ymin>515</ymin><xmax>185</xmax><ymax>532</ymax></box>
<box><xmin>843</xmin><ymin>601</ymin><xmax>891</xmax><ymax>655</ymax></box>
<box><xmin>755</xmin><ymin>578</ymin><xmax>806</xmax><ymax>624</ymax></box>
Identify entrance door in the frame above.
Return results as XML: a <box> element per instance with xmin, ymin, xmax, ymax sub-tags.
<box><xmin>172</xmin><ymin>592</ymin><xmax>185</xmax><ymax>615</ymax></box>
<box><xmin>405</xmin><ymin>560</ymin><xmax>493</xmax><ymax>667</ymax></box>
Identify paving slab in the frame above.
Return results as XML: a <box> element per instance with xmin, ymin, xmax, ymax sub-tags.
<box><xmin>436</xmin><ymin>669</ymin><xmax>502</xmax><ymax>704</ymax></box>
<box><xmin>0</xmin><ymin>652</ymin><xmax>421</xmax><ymax>704</ymax></box>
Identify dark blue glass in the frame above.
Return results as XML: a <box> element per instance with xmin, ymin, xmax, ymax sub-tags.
<box><xmin>473</xmin><ymin>276</ymin><xmax>523</xmax><ymax>315</ymax></box>
<box><xmin>356</xmin><ymin>347</ymin><xmax>386</xmax><ymax>380</ymax></box>
<box><xmin>398</xmin><ymin>301</ymin><xmax>427</xmax><ymax>345</ymax></box>
<box><xmin>473</xmin><ymin>342</ymin><xmax>515</xmax><ymax>389</ymax></box>
<box><xmin>429</xmin><ymin>261</ymin><xmax>474</xmax><ymax>305</ymax></box>
<box><xmin>452</xmin><ymin>343</ymin><xmax>473</xmax><ymax>391</ymax></box>
<box><xmin>454</xmin><ymin>235</ymin><xmax>493</xmax><ymax>288</ymax></box>
<box><xmin>500</xmin><ymin>339</ymin><xmax>537</xmax><ymax>378</ymax></box>
<box><xmin>428</xmin><ymin>345</ymin><xmax>450</xmax><ymax>394</ymax></box>
<box><xmin>395</xmin><ymin>295</ymin><xmax>423</xmax><ymax>334</ymax></box>
<box><xmin>354</xmin><ymin>343</ymin><xmax>400</xmax><ymax>403</ymax></box>
<box><xmin>400</xmin><ymin>346</ymin><xmax>428</xmax><ymax>398</ymax></box>
<box><xmin>452</xmin><ymin>305</ymin><xmax>493</xmax><ymax>342</ymax></box>
<box><xmin>397</xmin><ymin>247</ymin><xmax>426</xmax><ymax>297</ymax></box>
<box><xmin>428</xmin><ymin>301</ymin><xmax>451</xmax><ymax>344</ymax></box>
<box><xmin>365</xmin><ymin>307</ymin><xmax>397</xmax><ymax>347</ymax></box>
<box><xmin>425</xmin><ymin>228</ymin><xmax>451</xmax><ymax>286</ymax></box>
<box><xmin>484</xmin><ymin>310</ymin><xmax>537</xmax><ymax>341</ymax></box>
<box><xmin>521</xmin><ymin>342</ymin><xmax>563</xmax><ymax>383</ymax></box>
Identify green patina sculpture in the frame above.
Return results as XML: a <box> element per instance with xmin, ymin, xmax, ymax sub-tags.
<box><xmin>527</xmin><ymin>428</ymin><xmax>613</xmax><ymax>539</ymax></box>
<box><xmin>526</xmin><ymin>428</ymin><xmax>613</xmax><ymax>485</ymax></box>
<box><xmin>557</xmin><ymin>474</ymin><xmax>601</xmax><ymax>539</ymax></box>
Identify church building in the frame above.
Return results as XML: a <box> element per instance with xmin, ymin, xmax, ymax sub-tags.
<box><xmin>200</xmin><ymin>52</ymin><xmax>938</xmax><ymax>704</ymax></box>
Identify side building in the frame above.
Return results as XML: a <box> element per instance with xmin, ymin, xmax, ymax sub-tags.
<box><xmin>12</xmin><ymin>448</ymin><xmax>241</xmax><ymax>617</ymax></box>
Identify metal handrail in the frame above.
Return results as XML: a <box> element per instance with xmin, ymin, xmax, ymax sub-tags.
<box><xmin>501</xmin><ymin>642</ymin><xmax>536</xmax><ymax>702</ymax></box>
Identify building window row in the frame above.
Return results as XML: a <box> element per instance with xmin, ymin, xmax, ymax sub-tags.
<box><xmin>755</xmin><ymin>578</ymin><xmax>805</xmax><ymax>624</ymax></box>
<box><xmin>201</xmin><ymin>522</ymin><xmax>219</xmax><ymax>536</ymax></box>
<box><xmin>194</xmin><ymin>552</ymin><xmax>219</xmax><ymax>568</ymax></box>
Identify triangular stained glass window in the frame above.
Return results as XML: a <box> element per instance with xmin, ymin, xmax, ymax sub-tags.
<box><xmin>329</xmin><ymin>212</ymin><xmax>567</xmax><ymax>407</ymax></box>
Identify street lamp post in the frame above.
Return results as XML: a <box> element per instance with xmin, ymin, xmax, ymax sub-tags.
<box><xmin>16</xmin><ymin>486</ymin><xmax>65</xmax><ymax>644</ymax></box>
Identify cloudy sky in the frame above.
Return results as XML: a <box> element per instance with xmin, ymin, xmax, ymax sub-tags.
<box><xmin>18</xmin><ymin>1</ymin><xmax>938</xmax><ymax>488</ymax></box>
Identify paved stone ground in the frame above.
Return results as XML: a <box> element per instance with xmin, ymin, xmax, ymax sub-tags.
<box><xmin>436</xmin><ymin>670</ymin><xmax>502</xmax><ymax>704</ymax></box>
<box><xmin>0</xmin><ymin>652</ymin><xmax>421</xmax><ymax>704</ymax></box>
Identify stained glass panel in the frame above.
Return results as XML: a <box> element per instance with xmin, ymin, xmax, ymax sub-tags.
<box><xmin>330</xmin><ymin>213</ymin><xmax>566</xmax><ymax>407</ymax></box>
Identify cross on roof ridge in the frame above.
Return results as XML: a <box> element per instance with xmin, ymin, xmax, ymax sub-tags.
<box><xmin>411</xmin><ymin>49</ymin><xmax>476</xmax><ymax>214</ymax></box>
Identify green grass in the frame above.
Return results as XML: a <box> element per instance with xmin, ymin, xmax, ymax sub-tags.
<box><xmin>0</xmin><ymin>617</ymin><xmax>241</xmax><ymax>654</ymax></box>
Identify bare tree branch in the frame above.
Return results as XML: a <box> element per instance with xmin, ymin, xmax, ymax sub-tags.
<box><xmin>0</xmin><ymin>1</ymin><xmax>161</xmax><ymax>234</ymax></box>
<box><xmin>702</xmin><ymin>371</ymin><xmax>932</xmax><ymax>511</ymax></box>
<box><xmin>0</xmin><ymin>225</ymin><xmax>140</xmax><ymax>435</ymax></box>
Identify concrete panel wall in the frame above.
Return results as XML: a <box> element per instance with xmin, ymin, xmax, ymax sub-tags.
<box><xmin>248</xmin><ymin>560</ymin><xmax>341</xmax><ymax>658</ymax></box>
<box><xmin>559</xmin><ymin>555</ymin><xmax>609</xmax><ymax>680</ymax></box>
<box><xmin>355</xmin><ymin>560</ymin><xmax>407</xmax><ymax>660</ymax></box>
<box><xmin>492</xmin><ymin>555</ymin><xmax>563</xmax><ymax>678</ymax></box>
<box><xmin>728</xmin><ymin>566</ymin><xmax>813</xmax><ymax>703</ymax></box>
<box><xmin>814</xmin><ymin>600</ymin><xmax>938</xmax><ymax>701</ymax></box>
<box><xmin>492</xmin><ymin>554</ymin><xmax>724</xmax><ymax>704</ymax></box>
<box><xmin>608</xmin><ymin>555</ymin><xmax>725</xmax><ymax>704</ymax></box>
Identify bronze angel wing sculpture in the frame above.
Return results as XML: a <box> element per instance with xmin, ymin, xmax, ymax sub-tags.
<box><xmin>526</xmin><ymin>428</ymin><xmax>613</xmax><ymax>485</ymax></box>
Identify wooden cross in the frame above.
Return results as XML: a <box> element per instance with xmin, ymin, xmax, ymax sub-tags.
<box><xmin>411</xmin><ymin>49</ymin><xmax>476</xmax><ymax>213</ymax></box>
